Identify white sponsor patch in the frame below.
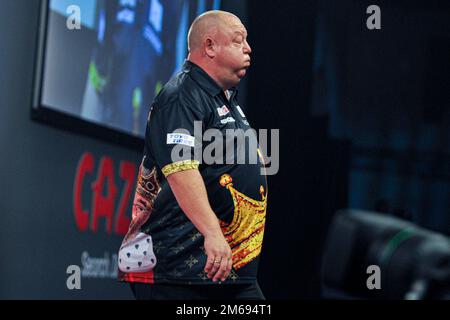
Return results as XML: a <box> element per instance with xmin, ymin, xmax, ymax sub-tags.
<box><xmin>236</xmin><ymin>105</ymin><xmax>246</xmax><ymax>118</ymax></box>
<box><xmin>220</xmin><ymin>117</ymin><xmax>236</xmax><ymax>124</ymax></box>
<box><xmin>217</xmin><ymin>105</ymin><xmax>230</xmax><ymax>117</ymax></box>
<box><xmin>166</xmin><ymin>133</ymin><xmax>195</xmax><ymax>147</ymax></box>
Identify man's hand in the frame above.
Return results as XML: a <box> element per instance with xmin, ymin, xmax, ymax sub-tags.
<box><xmin>204</xmin><ymin>233</ymin><xmax>233</xmax><ymax>282</ymax></box>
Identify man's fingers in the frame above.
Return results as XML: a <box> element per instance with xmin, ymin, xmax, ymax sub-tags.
<box><xmin>222</xmin><ymin>257</ymin><xmax>233</xmax><ymax>282</ymax></box>
<box><xmin>203</xmin><ymin>236</ymin><xmax>232</xmax><ymax>281</ymax></box>
<box><xmin>212</xmin><ymin>258</ymin><xmax>227</xmax><ymax>282</ymax></box>
<box><xmin>223</xmin><ymin>258</ymin><xmax>233</xmax><ymax>281</ymax></box>
<box><xmin>213</xmin><ymin>257</ymin><xmax>232</xmax><ymax>282</ymax></box>
<box><xmin>207</xmin><ymin>257</ymin><xmax>222</xmax><ymax>278</ymax></box>
<box><xmin>205</xmin><ymin>256</ymin><xmax>221</xmax><ymax>276</ymax></box>
<box><xmin>204</xmin><ymin>257</ymin><xmax>216</xmax><ymax>273</ymax></box>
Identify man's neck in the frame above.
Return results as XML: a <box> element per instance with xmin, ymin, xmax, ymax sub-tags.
<box><xmin>187</xmin><ymin>54</ymin><xmax>229</xmax><ymax>91</ymax></box>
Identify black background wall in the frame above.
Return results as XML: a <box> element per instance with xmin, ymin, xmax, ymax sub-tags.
<box><xmin>246</xmin><ymin>0</ymin><xmax>450</xmax><ymax>298</ymax></box>
<box><xmin>246</xmin><ymin>0</ymin><xmax>350</xmax><ymax>299</ymax></box>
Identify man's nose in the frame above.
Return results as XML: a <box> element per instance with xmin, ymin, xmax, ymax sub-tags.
<box><xmin>244</xmin><ymin>40</ymin><xmax>252</xmax><ymax>55</ymax></box>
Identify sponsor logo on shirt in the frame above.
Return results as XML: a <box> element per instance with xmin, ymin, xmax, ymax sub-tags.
<box><xmin>166</xmin><ymin>133</ymin><xmax>195</xmax><ymax>147</ymax></box>
<box><xmin>217</xmin><ymin>105</ymin><xmax>230</xmax><ymax>117</ymax></box>
<box><xmin>220</xmin><ymin>117</ymin><xmax>236</xmax><ymax>124</ymax></box>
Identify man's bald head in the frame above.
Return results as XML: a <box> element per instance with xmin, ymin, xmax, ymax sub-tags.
<box><xmin>186</xmin><ymin>10</ymin><xmax>251</xmax><ymax>90</ymax></box>
<box><xmin>188</xmin><ymin>10</ymin><xmax>241</xmax><ymax>53</ymax></box>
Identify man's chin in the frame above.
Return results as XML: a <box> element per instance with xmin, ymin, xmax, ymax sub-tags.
<box><xmin>237</xmin><ymin>69</ymin><xmax>247</xmax><ymax>79</ymax></box>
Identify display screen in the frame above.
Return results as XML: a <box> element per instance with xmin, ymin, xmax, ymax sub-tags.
<box><xmin>35</xmin><ymin>0</ymin><xmax>230</xmax><ymax>141</ymax></box>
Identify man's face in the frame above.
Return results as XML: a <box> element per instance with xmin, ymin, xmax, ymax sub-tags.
<box><xmin>215</xmin><ymin>17</ymin><xmax>252</xmax><ymax>88</ymax></box>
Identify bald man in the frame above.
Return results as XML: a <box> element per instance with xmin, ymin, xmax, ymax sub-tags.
<box><xmin>119</xmin><ymin>10</ymin><xmax>267</xmax><ymax>300</ymax></box>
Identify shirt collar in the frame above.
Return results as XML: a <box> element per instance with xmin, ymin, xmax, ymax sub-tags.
<box><xmin>182</xmin><ymin>60</ymin><xmax>238</xmax><ymax>98</ymax></box>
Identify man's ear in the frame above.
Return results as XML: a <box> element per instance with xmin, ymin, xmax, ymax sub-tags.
<box><xmin>204</xmin><ymin>37</ymin><xmax>216</xmax><ymax>58</ymax></box>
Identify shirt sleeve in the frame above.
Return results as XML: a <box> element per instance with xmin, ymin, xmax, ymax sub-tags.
<box><xmin>145</xmin><ymin>98</ymin><xmax>204</xmax><ymax>178</ymax></box>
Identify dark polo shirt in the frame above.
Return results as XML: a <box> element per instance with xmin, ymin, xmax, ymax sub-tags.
<box><xmin>119</xmin><ymin>60</ymin><xmax>268</xmax><ymax>285</ymax></box>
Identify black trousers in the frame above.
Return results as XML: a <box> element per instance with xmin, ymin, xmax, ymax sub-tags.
<box><xmin>130</xmin><ymin>282</ymin><xmax>265</xmax><ymax>300</ymax></box>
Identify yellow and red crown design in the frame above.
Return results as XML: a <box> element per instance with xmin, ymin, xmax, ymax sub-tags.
<box><xmin>219</xmin><ymin>174</ymin><xmax>267</xmax><ymax>270</ymax></box>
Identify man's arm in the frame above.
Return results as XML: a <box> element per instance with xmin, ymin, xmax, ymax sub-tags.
<box><xmin>166</xmin><ymin>169</ymin><xmax>232</xmax><ymax>282</ymax></box>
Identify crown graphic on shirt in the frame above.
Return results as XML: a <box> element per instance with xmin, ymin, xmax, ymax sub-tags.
<box><xmin>219</xmin><ymin>174</ymin><xmax>267</xmax><ymax>270</ymax></box>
